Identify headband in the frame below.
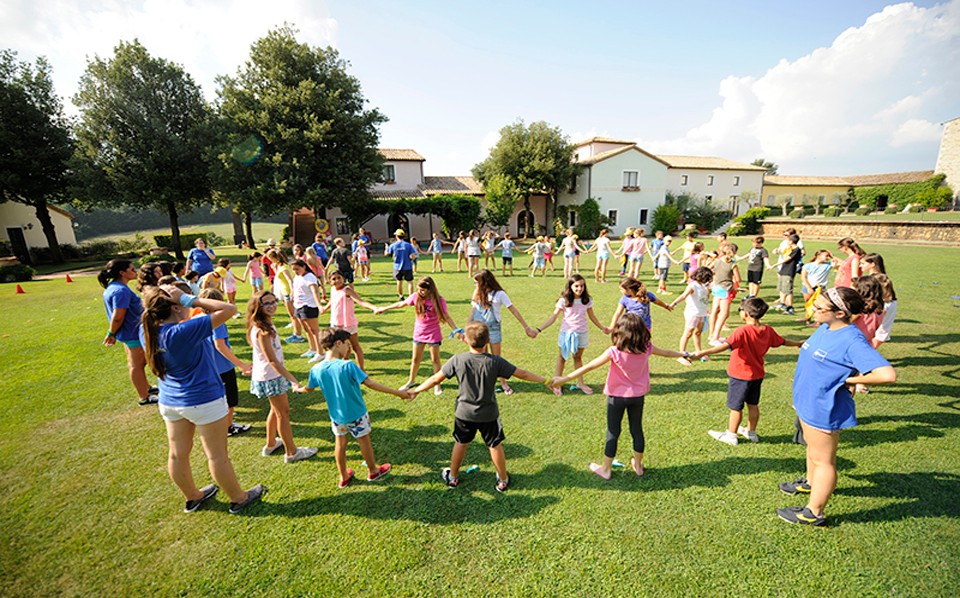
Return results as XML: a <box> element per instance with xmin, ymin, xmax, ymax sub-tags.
<box><xmin>825</xmin><ymin>288</ymin><xmax>848</xmax><ymax>314</ymax></box>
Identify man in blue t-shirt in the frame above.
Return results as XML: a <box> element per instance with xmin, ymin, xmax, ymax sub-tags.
<box><xmin>311</xmin><ymin>233</ymin><xmax>329</xmax><ymax>262</ymax></box>
<box><xmin>386</xmin><ymin>229</ymin><xmax>415</xmax><ymax>298</ymax></box>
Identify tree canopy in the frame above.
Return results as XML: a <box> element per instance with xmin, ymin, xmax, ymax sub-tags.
<box><xmin>0</xmin><ymin>50</ymin><xmax>74</xmax><ymax>263</ymax></box>
<box><xmin>751</xmin><ymin>158</ymin><xmax>779</xmax><ymax>175</ymax></box>
<box><xmin>72</xmin><ymin>40</ymin><xmax>211</xmax><ymax>259</ymax></box>
<box><xmin>213</xmin><ymin>26</ymin><xmax>387</xmax><ymax>238</ymax></box>
<box><xmin>473</xmin><ymin>120</ymin><xmax>577</xmax><ymax>236</ymax></box>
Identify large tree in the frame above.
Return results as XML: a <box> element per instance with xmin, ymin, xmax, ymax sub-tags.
<box><xmin>72</xmin><ymin>40</ymin><xmax>211</xmax><ymax>259</ymax></box>
<box><xmin>0</xmin><ymin>50</ymin><xmax>74</xmax><ymax>263</ymax></box>
<box><xmin>212</xmin><ymin>27</ymin><xmax>386</xmax><ymax>245</ymax></box>
<box><xmin>473</xmin><ymin>120</ymin><xmax>577</xmax><ymax>238</ymax></box>
<box><xmin>751</xmin><ymin>158</ymin><xmax>779</xmax><ymax>175</ymax></box>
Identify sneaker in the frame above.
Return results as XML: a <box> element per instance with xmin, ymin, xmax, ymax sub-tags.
<box><xmin>367</xmin><ymin>463</ymin><xmax>392</xmax><ymax>481</ymax></box>
<box><xmin>308</xmin><ymin>354</ymin><xmax>323</xmax><ymax>363</ymax></box>
<box><xmin>228</xmin><ymin>484</ymin><xmax>265</xmax><ymax>514</ymax></box>
<box><xmin>261</xmin><ymin>438</ymin><xmax>284</xmax><ymax>457</ymax></box>
<box><xmin>441</xmin><ymin>467</ymin><xmax>460</xmax><ymax>488</ymax></box>
<box><xmin>434</xmin><ymin>385</ymin><xmax>442</xmax><ymax>396</ymax></box>
<box><xmin>339</xmin><ymin>468</ymin><xmax>355</xmax><ymax>489</ymax></box>
<box><xmin>784</xmin><ymin>307</ymin><xmax>796</xmax><ymax>316</ymax></box>
<box><xmin>284</xmin><ymin>334</ymin><xmax>300</xmax><ymax>343</ymax></box>
<box><xmin>227</xmin><ymin>423</ymin><xmax>252</xmax><ymax>437</ymax></box>
<box><xmin>301</xmin><ymin>350</ymin><xmax>316</xmax><ymax>358</ymax></box>
<box><xmin>777</xmin><ymin>505</ymin><xmax>826</xmax><ymax>526</ymax></box>
<box><xmin>284</xmin><ymin>322</ymin><xmax>294</xmax><ymax>329</ymax></box>
<box><xmin>737</xmin><ymin>426</ymin><xmax>759</xmax><ymax>443</ymax></box>
<box><xmin>699</xmin><ymin>356</ymin><xmax>710</xmax><ymax>362</ymax></box>
<box><xmin>708</xmin><ymin>429</ymin><xmax>739</xmax><ymax>446</ymax></box>
<box><xmin>284</xmin><ymin>447</ymin><xmax>319</xmax><ymax>463</ymax></box>
<box><xmin>138</xmin><ymin>395</ymin><xmax>160</xmax><ymax>406</ymax></box>
<box><xmin>771</xmin><ymin>303</ymin><xmax>785</xmax><ymax>311</ymax></box>
<box><xmin>148</xmin><ymin>385</ymin><xmax>160</xmax><ymax>396</ymax></box>
<box><xmin>708</xmin><ymin>339</ymin><xmax>723</xmax><ymax>347</ymax></box>
<box><xmin>779</xmin><ymin>478</ymin><xmax>812</xmax><ymax>495</ymax></box>
<box><xmin>496</xmin><ymin>475</ymin><xmax>511</xmax><ymax>493</ymax></box>
<box><xmin>184</xmin><ymin>484</ymin><xmax>218</xmax><ymax>513</ymax></box>
<box><xmin>397</xmin><ymin>382</ymin><xmax>414</xmax><ymax>392</ymax></box>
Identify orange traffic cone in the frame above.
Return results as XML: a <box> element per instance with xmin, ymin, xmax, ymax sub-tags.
<box><xmin>65</xmin><ymin>274</ymin><xmax>73</xmax><ymax>283</ymax></box>
<box><xmin>16</xmin><ymin>284</ymin><xmax>25</xmax><ymax>294</ymax></box>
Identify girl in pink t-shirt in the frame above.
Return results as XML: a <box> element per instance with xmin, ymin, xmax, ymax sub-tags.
<box><xmin>549</xmin><ymin>313</ymin><xmax>690</xmax><ymax>479</ymax></box>
<box><xmin>375</xmin><ymin>276</ymin><xmax>462</xmax><ymax>395</ymax></box>
<box><xmin>535</xmin><ymin>275</ymin><xmax>611</xmax><ymax>396</ymax></box>
<box><xmin>319</xmin><ymin>270</ymin><xmax>378</xmax><ymax>370</ymax></box>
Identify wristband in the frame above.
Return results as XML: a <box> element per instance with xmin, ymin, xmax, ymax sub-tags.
<box><xmin>535</xmin><ymin>327</ymin><xmax>542</xmax><ymax>333</ymax></box>
<box><xmin>449</xmin><ymin>328</ymin><xmax>465</xmax><ymax>339</ymax></box>
<box><xmin>106</xmin><ymin>331</ymin><xmax>117</xmax><ymax>338</ymax></box>
<box><xmin>179</xmin><ymin>294</ymin><xmax>197</xmax><ymax>308</ymax></box>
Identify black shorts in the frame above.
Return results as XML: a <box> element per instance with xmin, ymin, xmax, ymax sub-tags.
<box><xmin>220</xmin><ymin>369</ymin><xmax>239</xmax><ymax>408</ymax></box>
<box><xmin>338</xmin><ymin>268</ymin><xmax>354</xmax><ymax>284</ymax></box>
<box><xmin>502</xmin><ymin>257</ymin><xmax>513</xmax><ymax>265</ymax></box>
<box><xmin>747</xmin><ymin>269</ymin><xmax>763</xmax><ymax>284</ymax></box>
<box><xmin>394</xmin><ymin>269</ymin><xmax>413</xmax><ymax>281</ymax></box>
<box><xmin>453</xmin><ymin>417</ymin><xmax>505</xmax><ymax>448</ymax></box>
<box><xmin>295</xmin><ymin>305</ymin><xmax>319</xmax><ymax>320</ymax></box>
<box><xmin>727</xmin><ymin>376</ymin><xmax>763</xmax><ymax>410</ymax></box>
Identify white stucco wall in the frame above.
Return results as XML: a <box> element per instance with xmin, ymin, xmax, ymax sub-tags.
<box><xmin>0</xmin><ymin>202</ymin><xmax>76</xmax><ymax>248</ymax></box>
<box><xmin>370</xmin><ymin>160</ymin><xmax>423</xmax><ymax>193</ymax></box>
<box><xmin>666</xmin><ymin>169</ymin><xmax>764</xmax><ymax>213</ymax></box>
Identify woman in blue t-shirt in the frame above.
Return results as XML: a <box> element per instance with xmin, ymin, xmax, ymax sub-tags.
<box><xmin>99</xmin><ymin>259</ymin><xmax>156</xmax><ymax>406</ymax></box>
<box><xmin>142</xmin><ymin>285</ymin><xmax>264</xmax><ymax>514</ymax></box>
<box><xmin>777</xmin><ymin>287</ymin><xmax>896</xmax><ymax>526</ymax></box>
<box><xmin>185</xmin><ymin>237</ymin><xmax>216</xmax><ymax>276</ymax></box>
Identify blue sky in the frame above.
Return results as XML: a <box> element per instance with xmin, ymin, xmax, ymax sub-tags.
<box><xmin>3</xmin><ymin>0</ymin><xmax>958</xmax><ymax>177</ymax></box>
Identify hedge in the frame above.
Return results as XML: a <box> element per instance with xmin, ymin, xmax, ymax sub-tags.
<box><xmin>0</xmin><ymin>264</ymin><xmax>36</xmax><ymax>283</ymax></box>
<box><xmin>855</xmin><ymin>207</ymin><xmax>873</xmax><ymax>216</ymax></box>
<box><xmin>138</xmin><ymin>254</ymin><xmax>177</xmax><ymax>266</ymax></box>
<box><xmin>726</xmin><ymin>207</ymin><xmax>771</xmax><ymax>236</ymax></box>
<box><xmin>789</xmin><ymin>209</ymin><xmax>805</xmax><ymax>219</ymax></box>
<box><xmin>884</xmin><ymin>206</ymin><xmax>900</xmax><ymax>214</ymax></box>
<box><xmin>823</xmin><ymin>207</ymin><xmax>843</xmax><ymax>217</ymax></box>
<box><xmin>909</xmin><ymin>205</ymin><xmax>926</xmax><ymax>213</ymax></box>
<box><xmin>855</xmin><ymin>174</ymin><xmax>948</xmax><ymax>210</ymax></box>
<box><xmin>152</xmin><ymin>232</ymin><xmax>226</xmax><ymax>250</ymax></box>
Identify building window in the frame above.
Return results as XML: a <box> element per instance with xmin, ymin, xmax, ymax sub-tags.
<box><xmin>382</xmin><ymin>164</ymin><xmax>396</xmax><ymax>183</ymax></box>
<box><xmin>733</xmin><ymin>175</ymin><xmax>740</xmax><ymax>186</ymax></box>
<box><xmin>767</xmin><ymin>194</ymin><xmax>776</xmax><ymax>205</ymax></box>
<box><xmin>707</xmin><ymin>175</ymin><xmax>714</xmax><ymax>186</ymax></box>
<box><xmin>607</xmin><ymin>210</ymin><xmax>618</xmax><ymax>226</ymax></box>
<box><xmin>639</xmin><ymin>209</ymin><xmax>648</xmax><ymax>225</ymax></box>
<box><xmin>567</xmin><ymin>211</ymin><xmax>578</xmax><ymax>227</ymax></box>
<box><xmin>680</xmin><ymin>175</ymin><xmax>688</xmax><ymax>186</ymax></box>
<box><xmin>622</xmin><ymin>170</ymin><xmax>639</xmax><ymax>191</ymax></box>
<box><xmin>335</xmin><ymin>217</ymin><xmax>349</xmax><ymax>235</ymax></box>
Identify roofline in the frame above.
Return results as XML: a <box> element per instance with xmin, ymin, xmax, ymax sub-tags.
<box><xmin>580</xmin><ymin>145</ymin><xmax>671</xmax><ymax>168</ymax></box>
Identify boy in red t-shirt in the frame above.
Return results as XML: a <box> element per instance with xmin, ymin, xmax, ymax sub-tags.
<box><xmin>695</xmin><ymin>297</ymin><xmax>803</xmax><ymax>445</ymax></box>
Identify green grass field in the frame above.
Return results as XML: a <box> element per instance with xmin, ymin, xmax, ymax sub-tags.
<box><xmin>2</xmin><ymin>238</ymin><xmax>959</xmax><ymax>596</ymax></box>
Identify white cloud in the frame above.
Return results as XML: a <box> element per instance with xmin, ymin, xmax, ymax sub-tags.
<box><xmin>642</xmin><ymin>1</ymin><xmax>960</xmax><ymax>174</ymax></box>
<box><xmin>1</xmin><ymin>0</ymin><xmax>336</xmax><ymax>110</ymax></box>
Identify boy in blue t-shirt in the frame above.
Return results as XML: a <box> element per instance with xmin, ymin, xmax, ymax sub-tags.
<box><xmin>300</xmin><ymin>328</ymin><xmax>411</xmax><ymax>488</ymax></box>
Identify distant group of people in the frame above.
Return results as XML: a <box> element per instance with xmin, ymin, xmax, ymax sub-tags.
<box><xmin>97</xmin><ymin>226</ymin><xmax>899</xmax><ymax>525</ymax></box>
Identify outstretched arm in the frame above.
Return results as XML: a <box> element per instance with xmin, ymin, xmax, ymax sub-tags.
<box><xmin>346</xmin><ymin>287</ymin><xmax>379</xmax><ymax>312</ymax></box>
<box><xmin>411</xmin><ymin>370</ymin><xmax>448</xmax><ymax>395</ymax></box>
<box><xmin>586</xmin><ymin>306</ymin><xmax>610</xmax><ymax>335</ymax></box>
<box><xmin>363</xmin><ymin>377</ymin><xmax>411</xmax><ymax>400</ymax></box>
<box><xmin>548</xmin><ymin>351</ymin><xmax>611</xmax><ymax>387</ymax></box>
<box><xmin>511</xmin><ymin>368</ymin><xmax>547</xmax><ymax>383</ymax></box>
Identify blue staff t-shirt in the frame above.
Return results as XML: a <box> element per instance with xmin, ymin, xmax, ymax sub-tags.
<box><xmin>145</xmin><ymin>315</ymin><xmax>225</xmax><ymax>407</ymax></box>
<box><xmin>187</xmin><ymin>247</ymin><xmax>215</xmax><ymax>275</ymax></box>
<box><xmin>212</xmin><ymin>323</ymin><xmax>235</xmax><ymax>375</ymax></box>
<box><xmin>103</xmin><ymin>282</ymin><xmax>143</xmax><ymax>342</ymax></box>
<box><xmin>387</xmin><ymin>240</ymin><xmax>414</xmax><ymax>271</ymax></box>
<box><xmin>307</xmin><ymin>359</ymin><xmax>369</xmax><ymax>424</ymax></box>
<box><xmin>792</xmin><ymin>324</ymin><xmax>890</xmax><ymax>430</ymax></box>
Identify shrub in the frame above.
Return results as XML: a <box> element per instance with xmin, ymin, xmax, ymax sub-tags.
<box><xmin>854</xmin><ymin>207</ymin><xmax>872</xmax><ymax>216</ymax></box>
<box><xmin>153</xmin><ymin>232</ymin><xmax>216</xmax><ymax>251</ymax></box>
<box><xmin>572</xmin><ymin>198</ymin><xmax>610</xmax><ymax>239</ymax></box>
<box><xmin>908</xmin><ymin>205</ymin><xmax>925</xmax><ymax>213</ymax></box>
<box><xmin>0</xmin><ymin>264</ymin><xmax>36</xmax><ymax>282</ymax></box>
<box><xmin>884</xmin><ymin>206</ymin><xmax>900</xmax><ymax>214</ymax></box>
<box><xmin>855</xmin><ymin>174</ymin><xmax>948</xmax><ymax>210</ymax></box>
<box><xmin>726</xmin><ymin>207</ymin><xmax>771</xmax><ymax>236</ymax></box>
<box><xmin>823</xmin><ymin>207</ymin><xmax>843</xmax><ymax>218</ymax></box>
<box><xmin>915</xmin><ymin>186</ymin><xmax>953</xmax><ymax>209</ymax></box>
<box><xmin>138</xmin><ymin>253</ymin><xmax>176</xmax><ymax>266</ymax></box>
<box><xmin>789</xmin><ymin>209</ymin><xmax>806</xmax><ymax>219</ymax></box>
<box><xmin>0</xmin><ymin>240</ymin><xmax>12</xmax><ymax>257</ymax></box>
<box><xmin>651</xmin><ymin>204</ymin><xmax>681</xmax><ymax>235</ymax></box>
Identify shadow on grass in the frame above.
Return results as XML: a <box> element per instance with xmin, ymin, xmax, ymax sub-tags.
<box><xmin>267</xmin><ymin>485</ymin><xmax>560</xmax><ymax>523</ymax></box>
<box><xmin>835</xmin><ymin>472</ymin><xmax>960</xmax><ymax>523</ymax></box>
<box><xmin>843</xmin><ymin>411</ymin><xmax>960</xmax><ymax>447</ymax></box>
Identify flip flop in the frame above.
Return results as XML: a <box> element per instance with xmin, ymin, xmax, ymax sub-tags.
<box><xmin>552</xmin><ymin>386</ymin><xmax>562</xmax><ymax>397</ymax></box>
<box><xmin>338</xmin><ymin>468</ymin><xmax>354</xmax><ymax>489</ymax></box>
<box><xmin>578</xmin><ymin>384</ymin><xmax>594</xmax><ymax>395</ymax></box>
<box><xmin>630</xmin><ymin>458</ymin><xmax>645</xmax><ymax>477</ymax></box>
<box><xmin>589</xmin><ymin>463</ymin><xmax>611</xmax><ymax>481</ymax></box>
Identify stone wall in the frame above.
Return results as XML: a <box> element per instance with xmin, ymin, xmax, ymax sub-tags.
<box><xmin>760</xmin><ymin>218</ymin><xmax>960</xmax><ymax>245</ymax></box>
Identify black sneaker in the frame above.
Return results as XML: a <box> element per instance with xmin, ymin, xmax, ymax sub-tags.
<box><xmin>777</xmin><ymin>505</ymin><xmax>826</xmax><ymax>526</ymax></box>
<box><xmin>184</xmin><ymin>484</ymin><xmax>218</xmax><ymax>513</ymax></box>
<box><xmin>138</xmin><ymin>395</ymin><xmax>159</xmax><ymax>406</ymax></box>
<box><xmin>148</xmin><ymin>386</ymin><xmax>160</xmax><ymax>396</ymax></box>
<box><xmin>441</xmin><ymin>467</ymin><xmax>460</xmax><ymax>488</ymax></box>
<box><xmin>227</xmin><ymin>423</ymin><xmax>252</xmax><ymax>437</ymax></box>
<box><xmin>229</xmin><ymin>484</ymin><xmax>266</xmax><ymax>514</ymax></box>
<box><xmin>779</xmin><ymin>478</ymin><xmax>812</xmax><ymax>495</ymax></box>
<box><xmin>784</xmin><ymin>307</ymin><xmax>796</xmax><ymax>315</ymax></box>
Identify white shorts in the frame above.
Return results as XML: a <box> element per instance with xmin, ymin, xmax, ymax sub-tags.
<box><xmin>331</xmin><ymin>412</ymin><xmax>371</xmax><ymax>438</ymax></box>
<box><xmin>684</xmin><ymin>314</ymin><xmax>706</xmax><ymax>330</ymax></box>
<box><xmin>159</xmin><ymin>396</ymin><xmax>229</xmax><ymax>426</ymax></box>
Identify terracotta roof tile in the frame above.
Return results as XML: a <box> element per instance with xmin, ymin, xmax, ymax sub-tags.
<box><xmin>379</xmin><ymin>148</ymin><xmax>426</xmax><ymax>161</ymax></box>
<box><xmin>420</xmin><ymin>176</ymin><xmax>484</xmax><ymax>195</ymax></box>
<box><xmin>576</xmin><ymin>136</ymin><xmax>636</xmax><ymax>147</ymax></box>
<box><xmin>578</xmin><ymin>145</ymin><xmax>670</xmax><ymax>167</ymax></box>
<box><xmin>765</xmin><ymin>170</ymin><xmax>935</xmax><ymax>187</ymax></box>
<box><xmin>656</xmin><ymin>155</ymin><xmax>768</xmax><ymax>171</ymax></box>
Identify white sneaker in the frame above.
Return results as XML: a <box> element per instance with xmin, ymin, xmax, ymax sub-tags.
<box><xmin>308</xmin><ymin>354</ymin><xmax>323</xmax><ymax>363</ymax></box>
<box><xmin>284</xmin><ymin>322</ymin><xmax>294</xmax><ymax>329</ymax></box>
<box><xmin>284</xmin><ymin>447</ymin><xmax>319</xmax><ymax>463</ymax></box>
<box><xmin>708</xmin><ymin>430</ymin><xmax>738</xmax><ymax>446</ymax></box>
<box><xmin>397</xmin><ymin>382</ymin><xmax>413</xmax><ymax>391</ymax></box>
<box><xmin>708</xmin><ymin>339</ymin><xmax>723</xmax><ymax>347</ymax></box>
<box><xmin>737</xmin><ymin>426</ymin><xmax>760</xmax><ymax>443</ymax></box>
<box><xmin>261</xmin><ymin>437</ymin><xmax>284</xmax><ymax>457</ymax></box>
<box><xmin>434</xmin><ymin>385</ymin><xmax>442</xmax><ymax>396</ymax></box>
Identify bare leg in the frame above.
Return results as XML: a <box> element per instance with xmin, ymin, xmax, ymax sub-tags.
<box><xmin>349</xmin><ymin>333</ymin><xmax>365</xmax><ymax>370</ymax></box>
<box><xmin>489</xmin><ymin>444</ymin><xmax>508</xmax><ymax>481</ymax></box>
<box><xmin>164</xmin><ymin>417</ymin><xmax>200</xmax><ymax>500</ymax></box>
<box><xmin>334</xmin><ymin>434</ymin><xmax>349</xmax><ymax>480</ymax></box>
<box><xmin>726</xmin><ymin>409</ymin><xmax>743</xmax><ymax>434</ymax></box>
<box><xmin>801</xmin><ymin>421</ymin><xmax>839</xmax><ymax>517</ymax></box>
<box><xmin>265</xmin><ymin>409</ymin><xmax>279</xmax><ymax>449</ymax></box>
<box><xmin>450</xmin><ymin>441</ymin><xmax>469</xmax><ymax>477</ymax></box>
<box><xmin>574</xmin><ymin>348</ymin><xmax>591</xmax><ymax>393</ymax></box>
<box><xmin>267</xmin><ymin>394</ymin><xmax>297</xmax><ymax>457</ymax></box>
<box><xmin>746</xmin><ymin>404</ymin><xmax>760</xmax><ymax>431</ymax></box>
<box><xmin>407</xmin><ymin>342</ymin><xmax>426</xmax><ymax>386</ymax></box>
<box><xmin>125</xmin><ymin>345</ymin><xmax>152</xmax><ymax>400</ymax></box>
<box><xmin>197</xmin><ymin>414</ymin><xmax>247</xmax><ymax>503</ymax></box>
<box><xmin>357</xmin><ymin>434</ymin><xmax>379</xmax><ymax>477</ymax></box>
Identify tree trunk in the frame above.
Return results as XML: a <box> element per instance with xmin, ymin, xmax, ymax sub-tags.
<box><xmin>244</xmin><ymin>211</ymin><xmax>256</xmax><ymax>250</ymax></box>
<box><xmin>523</xmin><ymin>195</ymin><xmax>531</xmax><ymax>238</ymax></box>
<box><xmin>167</xmin><ymin>200</ymin><xmax>184</xmax><ymax>260</ymax></box>
<box><xmin>32</xmin><ymin>200</ymin><xmax>64</xmax><ymax>263</ymax></box>
<box><xmin>231</xmin><ymin>208</ymin><xmax>245</xmax><ymax>246</ymax></box>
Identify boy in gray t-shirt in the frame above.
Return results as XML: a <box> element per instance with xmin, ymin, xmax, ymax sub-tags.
<box><xmin>411</xmin><ymin>321</ymin><xmax>546</xmax><ymax>492</ymax></box>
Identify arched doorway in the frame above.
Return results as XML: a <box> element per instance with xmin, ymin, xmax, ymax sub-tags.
<box><xmin>387</xmin><ymin>213</ymin><xmax>410</xmax><ymax>237</ymax></box>
<box><xmin>516</xmin><ymin>210</ymin><xmax>535</xmax><ymax>238</ymax></box>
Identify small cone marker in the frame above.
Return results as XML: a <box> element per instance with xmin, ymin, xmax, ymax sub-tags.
<box><xmin>65</xmin><ymin>274</ymin><xmax>73</xmax><ymax>283</ymax></box>
<box><xmin>16</xmin><ymin>284</ymin><xmax>25</xmax><ymax>294</ymax></box>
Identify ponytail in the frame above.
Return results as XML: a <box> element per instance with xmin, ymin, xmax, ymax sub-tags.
<box><xmin>98</xmin><ymin>259</ymin><xmax>132</xmax><ymax>289</ymax></box>
<box><xmin>141</xmin><ymin>287</ymin><xmax>176</xmax><ymax>379</ymax></box>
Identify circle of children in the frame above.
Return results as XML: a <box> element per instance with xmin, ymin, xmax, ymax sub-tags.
<box><xmin>99</xmin><ymin>226</ymin><xmax>897</xmax><ymax>524</ymax></box>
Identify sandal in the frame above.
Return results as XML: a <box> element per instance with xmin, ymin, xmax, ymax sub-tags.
<box><xmin>589</xmin><ymin>463</ymin><xmax>611</xmax><ymax>481</ymax></box>
<box><xmin>630</xmin><ymin>457</ymin><xmax>645</xmax><ymax>477</ymax></box>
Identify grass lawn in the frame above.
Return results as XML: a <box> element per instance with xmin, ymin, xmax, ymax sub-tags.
<box><xmin>2</xmin><ymin>237</ymin><xmax>959</xmax><ymax>596</ymax></box>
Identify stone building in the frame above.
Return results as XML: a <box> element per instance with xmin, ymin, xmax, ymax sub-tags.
<box><xmin>935</xmin><ymin>116</ymin><xmax>960</xmax><ymax>207</ymax></box>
